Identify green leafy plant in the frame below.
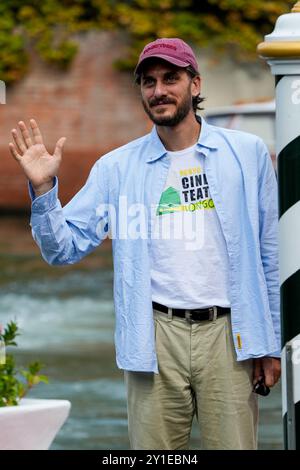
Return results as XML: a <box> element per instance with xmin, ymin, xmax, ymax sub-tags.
<box><xmin>0</xmin><ymin>321</ymin><xmax>48</xmax><ymax>407</ymax></box>
<box><xmin>0</xmin><ymin>0</ymin><xmax>296</xmax><ymax>85</ymax></box>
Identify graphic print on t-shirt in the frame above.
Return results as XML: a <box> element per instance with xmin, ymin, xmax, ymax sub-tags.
<box><xmin>150</xmin><ymin>146</ymin><xmax>231</xmax><ymax>309</ymax></box>
<box><xmin>156</xmin><ymin>164</ymin><xmax>215</xmax><ymax>216</ymax></box>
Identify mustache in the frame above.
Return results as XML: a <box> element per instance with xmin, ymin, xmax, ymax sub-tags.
<box><xmin>149</xmin><ymin>98</ymin><xmax>176</xmax><ymax>107</ymax></box>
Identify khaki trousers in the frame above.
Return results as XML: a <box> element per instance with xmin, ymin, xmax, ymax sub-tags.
<box><xmin>125</xmin><ymin>309</ymin><xmax>258</xmax><ymax>450</ymax></box>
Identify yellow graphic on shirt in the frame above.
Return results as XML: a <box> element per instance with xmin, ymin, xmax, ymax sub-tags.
<box><xmin>179</xmin><ymin>166</ymin><xmax>202</xmax><ymax>176</ymax></box>
<box><xmin>156</xmin><ymin>167</ymin><xmax>215</xmax><ymax>216</ymax></box>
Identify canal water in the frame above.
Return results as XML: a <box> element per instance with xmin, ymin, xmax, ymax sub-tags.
<box><xmin>0</xmin><ymin>216</ymin><xmax>283</xmax><ymax>449</ymax></box>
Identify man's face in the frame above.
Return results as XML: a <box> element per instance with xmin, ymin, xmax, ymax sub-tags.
<box><xmin>140</xmin><ymin>60</ymin><xmax>200</xmax><ymax>127</ymax></box>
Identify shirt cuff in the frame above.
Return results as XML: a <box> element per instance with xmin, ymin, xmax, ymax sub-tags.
<box><xmin>29</xmin><ymin>177</ymin><xmax>58</xmax><ymax>214</ymax></box>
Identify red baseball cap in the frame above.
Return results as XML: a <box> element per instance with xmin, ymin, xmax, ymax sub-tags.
<box><xmin>134</xmin><ymin>38</ymin><xmax>199</xmax><ymax>76</ymax></box>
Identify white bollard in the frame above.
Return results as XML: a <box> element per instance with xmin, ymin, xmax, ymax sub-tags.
<box><xmin>257</xmin><ymin>1</ymin><xmax>300</xmax><ymax>450</ymax></box>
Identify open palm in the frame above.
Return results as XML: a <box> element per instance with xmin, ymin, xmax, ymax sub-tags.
<box><xmin>9</xmin><ymin>119</ymin><xmax>66</xmax><ymax>193</ymax></box>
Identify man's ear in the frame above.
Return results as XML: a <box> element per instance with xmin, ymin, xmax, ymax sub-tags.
<box><xmin>191</xmin><ymin>75</ymin><xmax>201</xmax><ymax>98</ymax></box>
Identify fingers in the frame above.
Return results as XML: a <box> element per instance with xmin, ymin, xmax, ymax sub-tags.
<box><xmin>11</xmin><ymin>128</ymin><xmax>27</xmax><ymax>155</ymax></box>
<box><xmin>10</xmin><ymin>119</ymin><xmax>65</xmax><ymax>162</ymax></box>
<box><xmin>29</xmin><ymin>119</ymin><xmax>44</xmax><ymax>144</ymax></box>
<box><xmin>10</xmin><ymin>119</ymin><xmax>44</xmax><ymax>157</ymax></box>
<box><xmin>53</xmin><ymin>137</ymin><xmax>66</xmax><ymax>159</ymax></box>
<box><xmin>10</xmin><ymin>121</ymin><xmax>34</xmax><ymax>154</ymax></box>
<box><xmin>260</xmin><ymin>357</ymin><xmax>281</xmax><ymax>388</ymax></box>
<box><xmin>266</xmin><ymin>358</ymin><xmax>281</xmax><ymax>387</ymax></box>
<box><xmin>273</xmin><ymin>358</ymin><xmax>281</xmax><ymax>384</ymax></box>
<box><xmin>18</xmin><ymin>121</ymin><xmax>33</xmax><ymax>148</ymax></box>
<box><xmin>263</xmin><ymin>363</ymin><xmax>274</xmax><ymax>388</ymax></box>
<box><xmin>9</xmin><ymin>142</ymin><xmax>22</xmax><ymax>162</ymax></box>
<box><xmin>252</xmin><ymin>358</ymin><xmax>263</xmax><ymax>385</ymax></box>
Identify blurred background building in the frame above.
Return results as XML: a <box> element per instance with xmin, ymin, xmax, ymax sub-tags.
<box><xmin>0</xmin><ymin>31</ymin><xmax>149</xmax><ymax>209</ymax></box>
<box><xmin>0</xmin><ymin>0</ymin><xmax>294</xmax><ymax>210</ymax></box>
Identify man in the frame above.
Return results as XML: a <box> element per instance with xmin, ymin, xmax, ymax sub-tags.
<box><xmin>9</xmin><ymin>38</ymin><xmax>281</xmax><ymax>450</ymax></box>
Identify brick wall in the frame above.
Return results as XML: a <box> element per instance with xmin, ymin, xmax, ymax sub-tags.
<box><xmin>0</xmin><ymin>31</ymin><xmax>151</xmax><ymax>209</ymax></box>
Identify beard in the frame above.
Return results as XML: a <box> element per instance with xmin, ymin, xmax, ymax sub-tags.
<box><xmin>142</xmin><ymin>90</ymin><xmax>193</xmax><ymax>127</ymax></box>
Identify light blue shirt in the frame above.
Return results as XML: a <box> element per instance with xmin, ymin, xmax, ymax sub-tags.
<box><xmin>30</xmin><ymin>118</ymin><xmax>280</xmax><ymax>372</ymax></box>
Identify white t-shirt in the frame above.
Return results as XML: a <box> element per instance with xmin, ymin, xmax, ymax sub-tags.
<box><xmin>150</xmin><ymin>144</ymin><xmax>231</xmax><ymax>308</ymax></box>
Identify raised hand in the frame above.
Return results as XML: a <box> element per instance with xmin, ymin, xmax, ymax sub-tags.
<box><xmin>9</xmin><ymin>119</ymin><xmax>66</xmax><ymax>196</ymax></box>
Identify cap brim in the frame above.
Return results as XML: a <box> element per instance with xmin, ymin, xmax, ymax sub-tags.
<box><xmin>134</xmin><ymin>54</ymin><xmax>190</xmax><ymax>76</ymax></box>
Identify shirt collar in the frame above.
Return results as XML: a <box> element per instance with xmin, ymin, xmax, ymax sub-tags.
<box><xmin>146</xmin><ymin>116</ymin><xmax>218</xmax><ymax>163</ymax></box>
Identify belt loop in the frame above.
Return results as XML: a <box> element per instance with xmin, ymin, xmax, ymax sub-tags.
<box><xmin>167</xmin><ymin>307</ymin><xmax>173</xmax><ymax>321</ymax></box>
<box><xmin>185</xmin><ymin>310</ymin><xmax>192</xmax><ymax>323</ymax></box>
<box><xmin>209</xmin><ymin>306</ymin><xmax>217</xmax><ymax>322</ymax></box>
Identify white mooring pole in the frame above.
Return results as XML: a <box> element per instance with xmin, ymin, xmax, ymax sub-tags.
<box><xmin>257</xmin><ymin>1</ymin><xmax>300</xmax><ymax>450</ymax></box>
